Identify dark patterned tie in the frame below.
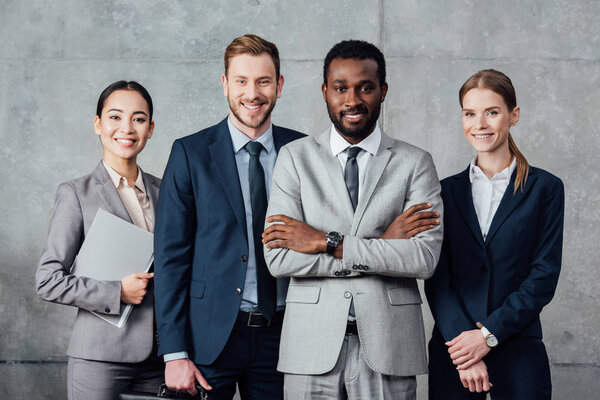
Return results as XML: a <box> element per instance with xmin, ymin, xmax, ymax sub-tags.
<box><xmin>345</xmin><ymin>147</ymin><xmax>362</xmax><ymax>211</ymax></box>
<box><xmin>245</xmin><ymin>141</ymin><xmax>276</xmax><ymax>320</ymax></box>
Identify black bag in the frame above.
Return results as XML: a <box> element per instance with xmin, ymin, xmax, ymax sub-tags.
<box><xmin>120</xmin><ymin>384</ymin><xmax>208</xmax><ymax>400</ymax></box>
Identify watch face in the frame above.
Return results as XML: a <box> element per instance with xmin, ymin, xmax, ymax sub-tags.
<box><xmin>486</xmin><ymin>335</ymin><xmax>499</xmax><ymax>347</ymax></box>
<box><xmin>327</xmin><ymin>231</ymin><xmax>343</xmax><ymax>245</ymax></box>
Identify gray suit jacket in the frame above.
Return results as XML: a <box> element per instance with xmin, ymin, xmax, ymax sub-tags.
<box><xmin>264</xmin><ymin>129</ymin><xmax>443</xmax><ymax>376</ymax></box>
<box><xmin>36</xmin><ymin>161</ymin><xmax>161</xmax><ymax>363</ymax></box>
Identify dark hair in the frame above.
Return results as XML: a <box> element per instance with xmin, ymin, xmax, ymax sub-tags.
<box><xmin>224</xmin><ymin>34</ymin><xmax>281</xmax><ymax>80</ymax></box>
<box><xmin>323</xmin><ymin>40</ymin><xmax>386</xmax><ymax>86</ymax></box>
<box><xmin>459</xmin><ymin>69</ymin><xmax>529</xmax><ymax>193</ymax></box>
<box><xmin>96</xmin><ymin>80</ymin><xmax>154</xmax><ymax>120</ymax></box>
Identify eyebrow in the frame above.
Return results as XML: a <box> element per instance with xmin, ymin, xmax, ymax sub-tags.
<box><xmin>106</xmin><ymin>108</ymin><xmax>148</xmax><ymax>117</ymax></box>
<box><xmin>232</xmin><ymin>75</ymin><xmax>273</xmax><ymax>80</ymax></box>
<box><xmin>462</xmin><ymin>106</ymin><xmax>501</xmax><ymax>111</ymax></box>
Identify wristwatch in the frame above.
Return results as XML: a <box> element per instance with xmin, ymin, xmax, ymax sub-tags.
<box><xmin>326</xmin><ymin>231</ymin><xmax>343</xmax><ymax>255</ymax></box>
<box><xmin>476</xmin><ymin>322</ymin><xmax>498</xmax><ymax>348</ymax></box>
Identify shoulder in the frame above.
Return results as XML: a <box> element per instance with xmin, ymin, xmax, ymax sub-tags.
<box><xmin>528</xmin><ymin>166</ymin><xmax>564</xmax><ymax>196</ymax></box>
<box><xmin>142</xmin><ymin>171</ymin><xmax>161</xmax><ymax>186</ymax></box>
<box><xmin>176</xmin><ymin>118</ymin><xmax>229</xmax><ymax>148</ymax></box>
<box><xmin>385</xmin><ymin>136</ymin><xmax>433</xmax><ymax>165</ymax></box>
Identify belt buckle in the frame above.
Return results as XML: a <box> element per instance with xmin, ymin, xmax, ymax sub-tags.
<box><xmin>247</xmin><ymin>312</ymin><xmax>270</xmax><ymax>327</ymax></box>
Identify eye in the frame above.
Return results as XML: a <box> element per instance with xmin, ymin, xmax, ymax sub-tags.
<box><xmin>259</xmin><ymin>79</ymin><xmax>271</xmax><ymax>85</ymax></box>
<box><xmin>464</xmin><ymin>112</ymin><xmax>475</xmax><ymax>117</ymax></box>
<box><xmin>109</xmin><ymin>115</ymin><xmax>120</xmax><ymax>120</ymax></box>
<box><xmin>361</xmin><ymin>86</ymin><xmax>374</xmax><ymax>93</ymax></box>
<box><xmin>237</xmin><ymin>79</ymin><xmax>246</xmax><ymax>85</ymax></box>
<box><xmin>334</xmin><ymin>87</ymin><xmax>346</xmax><ymax>93</ymax></box>
<box><xmin>133</xmin><ymin>117</ymin><xmax>147</xmax><ymax>123</ymax></box>
<box><xmin>487</xmin><ymin>110</ymin><xmax>498</xmax><ymax>116</ymax></box>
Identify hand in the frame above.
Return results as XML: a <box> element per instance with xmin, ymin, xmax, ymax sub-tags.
<box><xmin>458</xmin><ymin>360</ymin><xmax>492</xmax><ymax>393</ymax></box>
<box><xmin>380</xmin><ymin>202</ymin><xmax>440</xmax><ymax>239</ymax></box>
<box><xmin>120</xmin><ymin>272</ymin><xmax>153</xmax><ymax>305</ymax></box>
<box><xmin>165</xmin><ymin>358</ymin><xmax>212</xmax><ymax>395</ymax></box>
<box><xmin>263</xmin><ymin>215</ymin><xmax>327</xmax><ymax>254</ymax></box>
<box><xmin>446</xmin><ymin>329</ymin><xmax>491</xmax><ymax>370</ymax></box>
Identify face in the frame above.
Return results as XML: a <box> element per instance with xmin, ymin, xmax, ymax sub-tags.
<box><xmin>461</xmin><ymin>87</ymin><xmax>520</xmax><ymax>157</ymax></box>
<box><xmin>94</xmin><ymin>90</ymin><xmax>154</xmax><ymax>164</ymax></box>
<box><xmin>222</xmin><ymin>53</ymin><xmax>284</xmax><ymax>137</ymax></box>
<box><xmin>322</xmin><ymin>58</ymin><xmax>387</xmax><ymax>143</ymax></box>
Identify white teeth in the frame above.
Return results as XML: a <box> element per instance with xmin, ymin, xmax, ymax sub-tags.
<box><xmin>474</xmin><ymin>134</ymin><xmax>492</xmax><ymax>139</ymax></box>
<box><xmin>116</xmin><ymin>139</ymin><xmax>134</xmax><ymax>144</ymax></box>
<box><xmin>244</xmin><ymin>104</ymin><xmax>261</xmax><ymax>110</ymax></box>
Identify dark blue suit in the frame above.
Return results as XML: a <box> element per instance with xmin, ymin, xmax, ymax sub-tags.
<box><xmin>154</xmin><ymin>118</ymin><xmax>304</xmax><ymax>398</ymax></box>
<box><xmin>425</xmin><ymin>166</ymin><xmax>564</xmax><ymax>400</ymax></box>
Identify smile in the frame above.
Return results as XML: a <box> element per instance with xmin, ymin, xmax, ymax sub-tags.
<box><xmin>242</xmin><ymin>103</ymin><xmax>264</xmax><ymax>112</ymax></box>
<box><xmin>473</xmin><ymin>133</ymin><xmax>493</xmax><ymax>139</ymax></box>
<box><xmin>115</xmin><ymin>138</ymin><xmax>135</xmax><ymax>144</ymax></box>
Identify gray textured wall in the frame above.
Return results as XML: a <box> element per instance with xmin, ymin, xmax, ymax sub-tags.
<box><xmin>1</xmin><ymin>0</ymin><xmax>599</xmax><ymax>398</ymax></box>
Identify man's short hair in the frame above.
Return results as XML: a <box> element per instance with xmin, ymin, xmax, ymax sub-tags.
<box><xmin>323</xmin><ymin>40</ymin><xmax>386</xmax><ymax>87</ymax></box>
<box><xmin>224</xmin><ymin>34</ymin><xmax>281</xmax><ymax>79</ymax></box>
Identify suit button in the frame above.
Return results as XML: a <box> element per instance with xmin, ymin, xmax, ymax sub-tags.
<box><xmin>482</xmin><ymin>264</ymin><xmax>488</xmax><ymax>272</ymax></box>
<box><xmin>105</xmin><ymin>308</ymin><xmax>111</xmax><ymax>313</ymax></box>
<box><xmin>241</xmin><ymin>255</ymin><xmax>248</xmax><ymax>262</ymax></box>
<box><xmin>363</xmin><ymin>265</ymin><xmax>369</xmax><ymax>271</ymax></box>
<box><xmin>344</xmin><ymin>291</ymin><xmax>352</xmax><ymax>299</ymax></box>
<box><xmin>344</xmin><ymin>270</ymin><xmax>351</xmax><ymax>276</ymax></box>
<box><xmin>335</xmin><ymin>271</ymin><xmax>341</xmax><ymax>277</ymax></box>
<box><xmin>235</xmin><ymin>288</ymin><xmax>242</xmax><ymax>295</ymax></box>
<box><xmin>352</xmin><ymin>265</ymin><xmax>358</xmax><ymax>270</ymax></box>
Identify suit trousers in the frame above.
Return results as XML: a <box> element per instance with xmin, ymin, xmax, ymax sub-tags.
<box><xmin>284</xmin><ymin>334</ymin><xmax>416</xmax><ymax>400</ymax></box>
<box><xmin>428</xmin><ymin>335</ymin><xmax>551</xmax><ymax>400</ymax></box>
<box><xmin>67</xmin><ymin>356</ymin><xmax>163</xmax><ymax>400</ymax></box>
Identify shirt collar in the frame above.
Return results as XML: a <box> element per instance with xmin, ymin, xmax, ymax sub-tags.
<box><xmin>469</xmin><ymin>156</ymin><xmax>517</xmax><ymax>183</ymax></box>
<box><xmin>329</xmin><ymin>123</ymin><xmax>382</xmax><ymax>157</ymax></box>
<box><xmin>227</xmin><ymin>116</ymin><xmax>274</xmax><ymax>154</ymax></box>
<box><xmin>102</xmin><ymin>160</ymin><xmax>146</xmax><ymax>193</ymax></box>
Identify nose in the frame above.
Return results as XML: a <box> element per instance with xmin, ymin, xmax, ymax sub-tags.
<box><xmin>246</xmin><ymin>82</ymin><xmax>259</xmax><ymax>100</ymax></box>
<box><xmin>344</xmin><ymin>88</ymin><xmax>359</xmax><ymax>108</ymax></box>
<box><xmin>120</xmin><ymin>119</ymin><xmax>134</xmax><ymax>133</ymax></box>
<box><xmin>475</xmin><ymin>113</ymin><xmax>487</xmax><ymax>129</ymax></box>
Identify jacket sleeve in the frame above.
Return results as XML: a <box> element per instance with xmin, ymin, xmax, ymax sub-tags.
<box><xmin>482</xmin><ymin>177</ymin><xmax>565</xmax><ymax>343</ymax></box>
<box><xmin>35</xmin><ymin>182</ymin><xmax>121</xmax><ymax>315</ymax></box>
<box><xmin>153</xmin><ymin>140</ymin><xmax>196</xmax><ymax>355</ymax></box>
<box><xmin>342</xmin><ymin>152</ymin><xmax>443</xmax><ymax>279</ymax></box>
<box><xmin>264</xmin><ymin>146</ymin><xmax>345</xmax><ymax>278</ymax></box>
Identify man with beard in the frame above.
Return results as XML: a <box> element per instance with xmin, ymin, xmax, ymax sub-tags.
<box><xmin>154</xmin><ymin>34</ymin><xmax>304</xmax><ymax>399</ymax></box>
<box><xmin>262</xmin><ymin>40</ymin><xmax>443</xmax><ymax>400</ymax></box>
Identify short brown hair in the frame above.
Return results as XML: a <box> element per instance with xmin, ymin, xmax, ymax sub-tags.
<box><xmin>459</xmin><ymin>69</ymin><xmax>529</xmax><ymax>193</ymax></box>
<box><xmin>224</xmin><ymin>34</ymin><xmax>280</xmax><ymax>79</ymax></box>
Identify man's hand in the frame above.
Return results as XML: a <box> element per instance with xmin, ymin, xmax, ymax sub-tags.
<box><xmin>165</xmin><ymin>358</ymin><xmax>212</xmax><ymax>395</ymax></box>
<box><xmin>120</xmin><ymin>272</ymin><xmax>153</xmax><ymax>305</ymax></box>
<box><xmin>380</xmin><ymin>202</ymin><xmax>440</xmax><ymax>239</ymax></box>
<box><xmin>458</xmin><ymin>360</ymin><xmax>492</xmax><ymax>393</ymax></box>
<box><xmin>263</xmin><ymin>215</ymin><xmax>326</xmax><ymax>254</ymax></box>
<box><xmin>446</xmin><ymin>329</ymin><xmax>491</xmax><ymax>370</ymax></box>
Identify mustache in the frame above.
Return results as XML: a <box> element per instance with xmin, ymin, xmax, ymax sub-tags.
<box><xmin>340</xmin><ymin>106</ymin><xmax>368</xmax><ymax>117</ymax></box>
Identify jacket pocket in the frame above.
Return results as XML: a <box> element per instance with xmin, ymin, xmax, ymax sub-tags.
<box><xmin>190</xmin><ymin>280</ymin><xmax>206</xmax><ymax>299</ymax></box>
<box><xmin>285</xmin><ymin>285</ymin><xmax>321</xmax><ymax>304</ymax></box>
<box><xmin>387</xmin><ymin>287</ymin><xmax>422</xmax><ymax>305</ymax></box>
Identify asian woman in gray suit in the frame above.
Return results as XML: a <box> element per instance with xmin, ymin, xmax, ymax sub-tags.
<box><xmin>36</xmin><ymin>81</ymin><xmax>163</xmax><ymax>400</ymax></box>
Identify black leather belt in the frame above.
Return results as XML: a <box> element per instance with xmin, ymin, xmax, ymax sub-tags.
<box><xmin>237</xmin><ymin>310</ymin><xmax>284</xmax><ymax>327</ymax></box>
<box><xmin>345</xmin><ymin>321</ymin><xmax>358</xmax><ymax>335</ymax></box>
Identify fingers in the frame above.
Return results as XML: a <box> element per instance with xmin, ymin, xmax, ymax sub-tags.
<box><xmin>134</xmin><ymin>272</ymin><xmax>154</xmax><ymax>279</ymax></box>
<box><xmin>194</xmin><ymin>368</ymin><xmax>213</xmax><ymax>391</ymax></box>
<box><xmin>401</xmin><ymin>202</ymin><xmax>433</xmax><ymax>217</ymax></box>
<box><xmin>456</xmin><ymin>357</ymin><xmax>478</xmax><ymax>370</ymax></box>
<box><xmin>265</xmin><ymin>214</ymin><xmax>296</xmax><ymax>224</ymax></box>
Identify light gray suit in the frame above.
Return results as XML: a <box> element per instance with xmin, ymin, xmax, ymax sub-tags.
<box><xmin>264</xmin><ymin>129</ymin><xmax>443</xmax><ymax>379</ymax></box>
<box><xmin>36</xmin><ymin>161</ymin><xmax>162</xmax><ymax>399</ymax></box>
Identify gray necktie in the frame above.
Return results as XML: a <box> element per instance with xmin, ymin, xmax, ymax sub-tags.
<box><xmin>245</xmin><ymin>141</ymin><xmax>276</xmax><ymax>321</ymax></box>
<box><xmin>345</xmin><ymin>147</ymin><xmax>362</xmax><ymax>210</ymax></box>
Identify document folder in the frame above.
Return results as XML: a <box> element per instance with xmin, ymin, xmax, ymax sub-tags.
<box><xmin>72</xmin><ymin>208</ymin><xmax>154</xmax><ymax>327</ymax></box>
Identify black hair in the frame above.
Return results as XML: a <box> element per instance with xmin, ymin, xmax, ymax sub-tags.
<box><xmin>323</xmin><ymin>40</ymin><xmax>386</xmax><ymax>86</ymax></box>
<box><xmin>96</xmin><ymin>80</ymin><xmax>153</xmax><ymax>120</ymax></box>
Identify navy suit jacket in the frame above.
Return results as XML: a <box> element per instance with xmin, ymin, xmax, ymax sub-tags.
<box><xmin>154</xmin><ymin>118</ymin><xmax>304</xmax><ymax>364</ymax></box>
<box><xmin>425</xmin><ymin>165</ymin><xmax>564</xmax><ymax>344</ymax></box>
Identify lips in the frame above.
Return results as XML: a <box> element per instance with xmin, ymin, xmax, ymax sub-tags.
<box><xmin>473</xmin><ymin>133</ymin><xmax>493</xmax><ymax>140</ymax></box>
<box><xmin>242</xmin><ymin>102</ymin><xmax>265</xmax><ymax>112</ymax></box>
<box><xmin>341</xmin><ymin>107</ymin><xmax>367</xmax><ymax>123</ymax></box>
<box><xmin>115</xmin><ymin>138</ymin><xmax>136</xmax><ymax>145</ymax></box>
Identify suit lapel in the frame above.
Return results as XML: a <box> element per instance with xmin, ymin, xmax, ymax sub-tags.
<box><xmin>352</xmin><ymin>133</ymin><xmax>392</xmax><ymax>233</ymax></box>
<box><xmin>208</xmin><ymin>119</ymin><xmax>247</xmax><ymax>240</ymax></box>
<box><xmin>485</xmin><ymin>168</ymin><xmax>537</xmax><ymax>243</ymax></box>
<box><xmin>141</xmin><ymin>169</ymin><xmax>160</xmax><ymax>217</ymax></box>
<box><xmin>92</xmin><ymin>161</ymin><xmax>133</xmax><ymax>224</ymax></box>
<box><xmin>314</xmin><ymin>129</ymin><xmax>355</xmax><ymax>219</ymax></box>
<box><xmin>450</xmin><ymin>168</ymin><xmax>485</xmax><ymax>247</ymax></box>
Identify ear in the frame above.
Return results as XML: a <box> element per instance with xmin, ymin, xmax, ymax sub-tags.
<box><xmin>510</xmin><ymin>106</ymin><xmax>520</xmax><ymax>126</ymax></box>
<box><xmin>221</xmin><ymin>74</ymin><xmax>228</xmax><ymax>97</ymax></box>
<box><xmin>321</xmin><ymin>83</ymin><xmax>327</xmax><ymax>102</ymax></box>
<box><xmin>93</xmin><ymin>115</ymin><xmax>102</xmax><ymax>136</ymax></box>
<box><xmin>276</xmin><ymin>74</ymin><xmax>284</xmax><ymax>99</ymax></box>
<box><xmin>380</xmin><ymin>82</ymin><xmax>388</xmax><ymax>103</ymax></box>
<box><xmin>147</xmin><ymin>121</ymin><xmax>155</xmax><ymax>139</ymax></box>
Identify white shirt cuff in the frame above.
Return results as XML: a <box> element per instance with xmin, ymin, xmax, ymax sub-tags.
<box><xmin>163</xmin><ymin>351</ymin><xmax>189</xmax><ymax>362</ymax></box>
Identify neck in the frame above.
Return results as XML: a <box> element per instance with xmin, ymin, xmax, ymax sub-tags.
<box><xmin>337</xmin><ymin>125</ymin><xmax>376</xmax><ymax>145</ymax></box>
<box><xmin>476</xmin><ymin>148</ymin><xmax>512</xmax><ymax>180</ymax></box>
<box><xmin>229</xmin><ymin>113</ymin><xmax>271</xmax><ymax>141</ymax></box>
<box><xmin>103</xmin><ymin>155</ymin><xmax>138</xmax><ymax>186</ymax></box>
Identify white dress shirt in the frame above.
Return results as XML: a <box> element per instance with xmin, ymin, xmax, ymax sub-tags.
<box><xmin>469</xmin><ymin>157</ymin><xmax>517</xmax><ymax>240</ymax></box>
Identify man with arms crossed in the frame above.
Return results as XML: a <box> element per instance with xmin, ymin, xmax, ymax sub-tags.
<box><xmin>154</xmin><ymin>34</ymin><xmax>304</xmax><ymax>399</ymax></box>
<box><xmin>262</xmin><ymin>40</ymin><xmax>443</xmax><ymax>400</ymax></box>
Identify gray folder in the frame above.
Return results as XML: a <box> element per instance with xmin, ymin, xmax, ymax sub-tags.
<box><xmin>72</xmin><ymin>208</ymin><xmax>154</xmax><ymax>327</ymax></box>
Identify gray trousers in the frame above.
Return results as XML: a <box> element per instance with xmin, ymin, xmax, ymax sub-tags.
<box><xmin>284</xmin><ymin>334</ymin><xmax>416</xmax><ymax>400</ymax></box>
<box><xmin>67</xmin><ymin>356</ymin><xmax>163</xmax><ymax>400</ymax></box>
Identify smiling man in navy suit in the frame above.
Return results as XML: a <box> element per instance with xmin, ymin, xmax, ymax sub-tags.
<box><xmin>154</xmin><ymin>34</ymin><xmax>304</xmax><ymax>399</ymax></box>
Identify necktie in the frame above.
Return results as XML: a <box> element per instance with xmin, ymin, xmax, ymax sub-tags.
<box><xmin>345</xmin><ymin>147</ymin><xmax>362</xmax><ymax>210</ymax></box>
<box><xmin>245</xmin><ymin>141</ymin><xmax>276</xmax><ymax>320</ymax></box>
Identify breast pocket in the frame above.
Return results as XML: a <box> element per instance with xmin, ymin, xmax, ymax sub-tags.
<box><xmin>285</xmin><ymin>285</ymin><xmax>321</xmax><ymax>304</ymax></box>
<box><xmin>189</xmin><ymin>280</ymin><xmax>206</xmax><ymax>299</ymax></box>
<box><xmin>387</xmin><ymin>287</ymin><xmax>422</xmax><ymax>305</ymax></box>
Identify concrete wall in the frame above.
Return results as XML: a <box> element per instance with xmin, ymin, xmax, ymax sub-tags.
<box><xmin>1</xmin><ymin>0</ymin><xmax>598</xmax><ymax>398</ymax></box>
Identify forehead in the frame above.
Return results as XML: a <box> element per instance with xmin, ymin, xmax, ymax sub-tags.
<box><xmin>327</xmin><ymin>58</ymin><xmax>379</xmax><ymax>83</ymax></box>
<box><xmin>103</xmin><ymin>90</ymin><xmax>149</xmax><ymax>111</ymax></box>
<box><xmin>462</xmin><ymin>88</ymin><xmax>507</xmax><ymax>109</ymax></box>
<box><xmin>227</xmin><ymin>53</ymin><xmax>276</xmax><ymax>77</ymax></box>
